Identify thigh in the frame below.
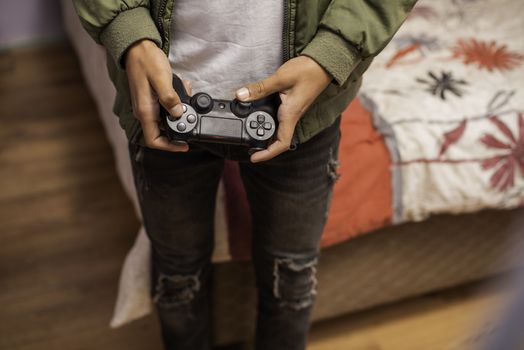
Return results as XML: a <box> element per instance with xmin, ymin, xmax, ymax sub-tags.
<box><xmin>129</xmin><ymin>143</ymin><xmax>224</xmax><ymax>274</ymax></box>
<box><xmin>239</xmin><ymin>117</ymin><xmax>342</xmax><ymax>256</ymax></box>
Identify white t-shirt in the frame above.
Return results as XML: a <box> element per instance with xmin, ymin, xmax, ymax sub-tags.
<box><xmin>168</xmin><ymin>0</ymin><xmax>284</xmax><ymax>100</ymax></box>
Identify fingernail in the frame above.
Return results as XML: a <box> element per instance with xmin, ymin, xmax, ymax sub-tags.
<box><xmin>236</xmin><ymin>87</ymin><xmax>250</xmax><ymax>100</ymax></box>
<box><xmin>173</xmin><ymin>141</ymin><xmax>189</xmax><ymax>152</ymax></box>
<box><xmin>171</xmin><ymin>104</ymin><xmax>184</xmax><ymax>117</ymax></box>
<box><xmin>172</xmin><ymin>140</ymin><xmax>187</xmax><ymax>146</ymax></box>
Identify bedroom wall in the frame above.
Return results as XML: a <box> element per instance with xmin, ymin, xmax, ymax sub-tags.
<box><xmin>0</xmin><ymin>0</ymin><xmax>65</xmax><ymax>49</ymax></box>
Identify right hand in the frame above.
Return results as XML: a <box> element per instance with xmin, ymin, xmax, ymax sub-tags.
<box><xmin>125</xmin><ymin>39</ymin><xmax>192</xmax><ymax>152</ymax></box>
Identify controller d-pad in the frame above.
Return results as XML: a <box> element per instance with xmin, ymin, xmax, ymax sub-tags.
<box><xmin>245</xmin><ymin>111</ymin><xmax>275</xmax><ymax>141</ymax></box>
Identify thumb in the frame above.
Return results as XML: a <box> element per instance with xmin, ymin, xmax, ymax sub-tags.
<box><xmin>236</xmin><ymin>73</ymin><xmax>288</xmax><ymax>101</ymax></box>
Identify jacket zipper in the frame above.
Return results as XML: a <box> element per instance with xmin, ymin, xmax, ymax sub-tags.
<box><xmin>157</xmin><ymin>0</ymin><xmax>169</xmax><ymax>42</ymax></box>
<box><xmin>282</xmin><ymin>0</ymin><xmax>290</xmax><ymax>62</ymax></box>
<box><xmin>283</xmin><ymin>0</ymin><xmax>299</xmax><ymax>149</ymax></box>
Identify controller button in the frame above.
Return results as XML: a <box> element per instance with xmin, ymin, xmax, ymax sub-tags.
<box><xmin>257</xmin><ymin>114</ymin><xmax>265</xmax><ymax>123</ymax></box>
<box><xmin>176</xmin><ymin>122</ymin><xmax>187</xmax><ymax>131</ymax></box>
<box><xmin>182</xmin><ymin>104</ymin><xmax>187</xmax><ymax>113</ymax></box>
<box><xmin>257</xmin><ymin>128</ymin><xmax>265</xmax><ymax>137</ymax></box>
<box><xmin>263</xmin><ymin>122</ymin><xmax>272</xmax><ymax>130</ymax></box>
<box><xmin>187</xmin><ymin>114</ymin><xmax>197</xmax><ymax>123</ymax></box>
<box><xmin>250</xmin><ymin>121</ymin><xmax>258</xmax><ymax>129</ymax></box>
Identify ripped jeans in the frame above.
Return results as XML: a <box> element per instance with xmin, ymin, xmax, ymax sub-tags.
<box><xmin>129</xmin><ymin>117</ymin><xmax>341</xmax><ymax>350</ymax></box>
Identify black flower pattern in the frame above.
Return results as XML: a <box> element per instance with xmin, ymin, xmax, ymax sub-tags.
<box><xmin>417</xmin><ymin>71</ymin><xmax>468</xmax><ymax>100</ymax></box>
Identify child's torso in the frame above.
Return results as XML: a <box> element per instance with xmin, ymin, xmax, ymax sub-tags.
<box><xmin>168</xmin><ymin>0</ymin><xmax>284</xmax><ymax>99</ymax></box>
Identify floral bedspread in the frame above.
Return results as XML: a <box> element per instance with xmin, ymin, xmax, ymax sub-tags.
<box><xmin>360</xmin><ymin>0</ymin><xmax>524</xmax><ymax>223</ymax></box>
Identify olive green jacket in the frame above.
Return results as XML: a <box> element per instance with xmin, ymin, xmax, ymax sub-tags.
<box><xmin>73</xmin><ymin>0</ymin><xmax>417</xmax><ymax>144</ymax></box>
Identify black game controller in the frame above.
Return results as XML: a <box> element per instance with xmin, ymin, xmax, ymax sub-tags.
<box><xmin>160</xmin><ymin>74</ymin><xmax>280</xmax><ymax>153</ymax></box>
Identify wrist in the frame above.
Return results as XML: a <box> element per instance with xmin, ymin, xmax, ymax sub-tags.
<box><xmin>298</xmin><ymin>56</ymin><xmax>332</xmax><ymax>90</ymax></box>
<box><xmin>300</xmin><ymin>28</ymin><xmax>362</xmax><ymax>86</ymax></box>
<box><xmin>125</xmin><ymin>39</ymin><xmax>158</xmax><ymax>68</ymax></box>
<box><xmin>99</xmin><ymin>6</ymin><xmax>162</xmax><ymax>70</ymax></box>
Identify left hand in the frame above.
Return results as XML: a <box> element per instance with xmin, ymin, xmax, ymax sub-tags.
<box><xmin>235</xmin><ymin>56</ymin><xmax>332</xmax><ymax>163</ymax></box>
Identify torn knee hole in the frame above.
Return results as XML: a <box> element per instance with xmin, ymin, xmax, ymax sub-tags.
<box><xmin>327</xmin><ymin>148</ymin><xmax>341</xmax><ymax>182</ymax></box>
<box><xmin>153</xmin><ymin>270</ymin><xmax>201</xmax><ymax>308</ymax></box>
<box><xmin>273</xmin><ymin>257</ymin><xmax>318</xmax><ymax>310</ymax></box>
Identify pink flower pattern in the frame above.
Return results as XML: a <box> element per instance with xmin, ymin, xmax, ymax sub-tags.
<box><xmin>480</xmin><ymin>114</ymin><xmax>524</xmax><ymax>191</ymax></box>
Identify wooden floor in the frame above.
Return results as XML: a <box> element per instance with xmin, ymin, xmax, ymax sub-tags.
<box><xmin>0</xmin><ymin>44</ymin><xmax>162</xmax><ymax>350</ymax></box>
<box><xmin>308</xmin><ymin>283</ymin><xmax>514</xmax><ymax>350</ymax></box>
<box><xmin>0</xmin><ymin>43</ymin><xmax>513</xmax><ymax>350</ymax></box>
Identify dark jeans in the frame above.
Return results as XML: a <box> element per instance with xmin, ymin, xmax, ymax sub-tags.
<box><xmin>128</xmin><ymin>117</ymin><xmax>341</xmax><ymax>350</ymax></box>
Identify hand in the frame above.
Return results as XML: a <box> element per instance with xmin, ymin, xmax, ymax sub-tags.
<box><xmin>236</xmin><ymin>55</ymin><xmax>332</xmax><ymax>163</ymax></box>
<box><xmin>125</xmin><ymin>39</ymin><xmax>192</xmax><ymax>152</ymax></box>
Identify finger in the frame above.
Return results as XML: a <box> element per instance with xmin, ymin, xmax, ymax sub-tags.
<box><xmin>250</xmin><ymin>140</ymin><xmax>289</xmax><ymax>163</ymax></box>
<box><xmin>149</xmin><ymin>136</ymin><xmax>189</xmax><ymax>153</ymax></box>
<box><xmin>250</xmin><ymin>115</ymin><xmax>297</xmax><ymax>163</ymax></box>
<box><xmin>148</xmin><ymin>70</ymin><xmax>185</xmax><ymax>118</ymax></box>
<box><xmin>128</xmin><ymin>66</ymin><xmax>188</xmax><ymax>153</ymax></box>
<box><xmin>130</xmin><ymin>73</ymin><xmax>160</xmax><ymax>124</ymax></box>
<box><xmin>141</xmin><ymin>117</ymin><xmax>189</xmax><ymax>153</ymax></box>
<box><xmin>236</xmin><ymin>73</ymin><xmax>289</xmax><ymax>102</ymax></box>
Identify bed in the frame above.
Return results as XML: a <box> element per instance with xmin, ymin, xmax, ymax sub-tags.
<box><xmin>62</xmin><ymin>0</ymin><xmax>524</xmax><ymax>345</ymax></box>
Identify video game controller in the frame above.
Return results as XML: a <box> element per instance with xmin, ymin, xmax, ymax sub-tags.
<box><xmin>161</xmin><ymin>74</ymin><xmax>280</xmax><ymax>153</ymax></box>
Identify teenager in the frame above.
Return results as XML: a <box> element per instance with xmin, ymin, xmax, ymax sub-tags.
<box><xmin>73</xmin><ymin>1</ymin><xmax>417</xmax><ymax>349</ymax></box>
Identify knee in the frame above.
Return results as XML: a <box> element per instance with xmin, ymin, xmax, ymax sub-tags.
<box><xmin>153</xmin><ymin>269</ymin><xmax>202</xmax><ymax>309</ymax></box>
<box><xmin>152</xmin><ymin>254</ymin><xmax>211</xmax><ymax>313</ymax></box>
<box><xmin>151</xmin><ymin>247</ymin><xmax>213</xmax><ymax>311</ymax></box>
<box><xmin>151</xmin><ymin>259</ymin><xmax>211</xmax><ymax>332</ymax></box>
<box><xmin>271</xmin><ymin>255</ymin><xmax>319</xmax><ymax>311</ymax></box>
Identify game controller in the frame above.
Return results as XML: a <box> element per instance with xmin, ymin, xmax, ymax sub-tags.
<box><xmin>161</xmin><ymin>74</ymin><xmax>280</xmax><ymax>153</ymax></box>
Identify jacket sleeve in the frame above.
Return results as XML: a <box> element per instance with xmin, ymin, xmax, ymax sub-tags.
<box><xmin>301</xmin><ymin>0</ymin><xmax>418</xmax><ymax>86</ymax></box>
<box><xmin>72</xmin><ymin>0</ymin><xmax>162</xmax><ymax>68</ymax></box>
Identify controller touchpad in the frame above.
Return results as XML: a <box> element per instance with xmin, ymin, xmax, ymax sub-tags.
<box><xmin>200</xmin><ymin>116</ymin><xmax>243</xmax><ymax>142</ymax></box>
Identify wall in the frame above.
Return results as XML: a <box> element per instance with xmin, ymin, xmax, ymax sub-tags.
<box><xmin>0</xmin><ymin>0</ymin><xmax>65</xmax><ymax>49</ymax></box>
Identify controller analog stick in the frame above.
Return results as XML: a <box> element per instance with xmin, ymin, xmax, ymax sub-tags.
<box><xmin>192</xmin><ymin>93</ymin><xmax>213</xmax><ymax>113</ymax></box>
<box><xmin>231</xmin><ymin>100</ymin><xmax>252</xmax><ymax>117</ymax></box>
